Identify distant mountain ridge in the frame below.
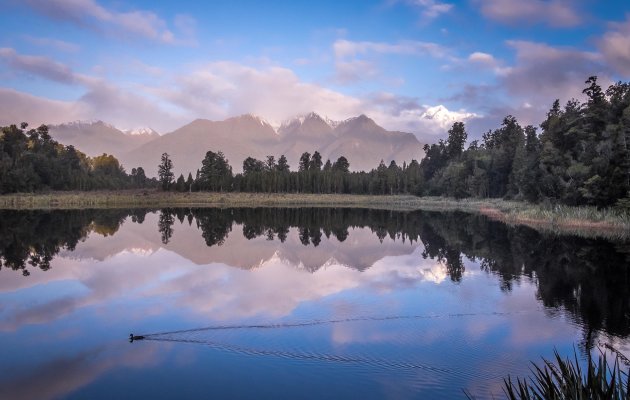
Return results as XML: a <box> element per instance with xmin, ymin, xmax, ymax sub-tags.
<box><xmin>50</xmin><ymin>113</ymin><xmax>425</xmax><ymax>176</ymax></box>
<box><xmin>49</xmin><ymin>121</ymin><xmax>159</xmax><ymax>157</ymax></box>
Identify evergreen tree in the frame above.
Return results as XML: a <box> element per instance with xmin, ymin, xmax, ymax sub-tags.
<box><xmin>158</xmin><ymin>152</ymin><xmax>174</xmax><ymax>191</ymax></box>
<box><xmin>277</xmin><ymin>155</ymin><xmax>290</xmax><ymax>172</ymax></box>
<box><xmin>186</xmin><ymin>172</ymin><xmax>194</xmax><ymax>192</ymax></box>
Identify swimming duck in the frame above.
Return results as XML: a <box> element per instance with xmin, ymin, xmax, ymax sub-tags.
<box><xmin>129</xmin><ymin>333</ymin><xmax>145</xmax><ymax>342</ymax></box>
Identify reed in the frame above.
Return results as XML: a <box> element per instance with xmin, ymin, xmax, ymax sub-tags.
<box><xmin>502</xmin><ymin>349</ymin><xmax>629</xmax><ymax>400</ymax></box>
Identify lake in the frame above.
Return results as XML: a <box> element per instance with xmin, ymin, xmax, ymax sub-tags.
<box><xmin>0</xmin><ymin>207</ymin><xmax>628</xmax><ymax>399</ymax></box>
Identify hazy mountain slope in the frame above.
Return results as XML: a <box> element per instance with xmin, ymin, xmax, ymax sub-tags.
<box><xmin>121</xmin><ymin>114</ymin><xmax>279</xmax><ymax>177</ymax></box>
<box><xmin>273</xmin><ymin>113</ymin><xmax>424</xmax><ymax>171</ymax></box>
<box><xmin>324</xmin><ymin>115</ymin><xmax>424</xmax><ymax>170</ymax></box>
<box><xmin>55</xmin><ymin>113</ymin><xmax>425</xmax><ymax>176</ymax></box>
<box><xmin>49</xmin><ymin>121</ymin><xmax>159</xmax><ymax>158</ymax></box>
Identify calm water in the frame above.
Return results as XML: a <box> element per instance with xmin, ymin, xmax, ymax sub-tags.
<box><xmin>0</xmin><ymin>208</ymin><xmax>628</xmax><ymax>399</ymax></box>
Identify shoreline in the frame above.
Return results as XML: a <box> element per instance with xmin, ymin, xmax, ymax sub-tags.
<box><xmin>1</xmin><ymin>191</ymin><xmax>628</xmax><ymax>239</ymax></box>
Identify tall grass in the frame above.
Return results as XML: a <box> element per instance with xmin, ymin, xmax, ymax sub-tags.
<box><xmin>502</xmin><ymin>350</ymin><xmax>629</xmax><ymax>400</ymax></box>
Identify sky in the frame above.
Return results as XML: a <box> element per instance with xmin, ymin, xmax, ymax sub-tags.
<box><xmin>0</xmin><ymin>0</ymin><xmax>629</xmax><ymax>140</ymax></box>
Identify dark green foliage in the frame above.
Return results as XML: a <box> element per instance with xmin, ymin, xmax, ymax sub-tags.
<box><xmin>419</xmin><ymin>77</ymin><xmax>630</xmax><ymax>207</ymax></box>
<box><xmin>158</xmin><ymin>152</ymin><xmax>174</xmax><ymax>191</ymax></box>
<box><xmin>277</xmin><ymin>155</ymin><xmax>290</xmax><ymax>172</ymax></box>
<box><xmin>198</xmin><ymin>151</ymin><xmax>232</xmax><ymax>191</ymax></box>
<box><xmin>175</xmin><ymin>174</ymin><xmax>186</xmax><ymax>192</ymax></box>
<box><xmin>186</xmin><ymin>173</ymin><xmax>194</xmax><ymax>192</ymax></box>
<box><xmin>503</xmin><ymin>349</ymin><xmax>629</xmax><ymax>400</ymax></box>
<box><xmin>4</xmin><ymin>76</ymin><xmax>627</xmax><ymax>206</ymax></box>
<box><xmin>0</xmin><ymin>123</ymin><xmax>155</xmax><ymax>193</ymax></box>
<box><xmin>184</xmin><ymin>147</ymin><xmax>422</xmax><ymax>195</ymax></box>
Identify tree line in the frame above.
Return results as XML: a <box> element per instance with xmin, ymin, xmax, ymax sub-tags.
<box><xmin>419</xmin><ymin>77</ymin><xmax>630</xmax><ymax>207</ymax></box>
<box><xmin>158</xmin><ymin>77</ymin><xmax>630</xmax><ymax>207</ymax></box>
<box><xmin>0</xmin><ymin>123</ymin><xmax>155</xmax><ymax>193</ymax></box>
<box><xmin>2</xmin><ymin>76</ymin><xmax>628</xmax><ymax>207</ymax></box>
<box><xmin>159</xmin><ymin>148</ymin><xmax>424</xmax><ymax>195</ymax></box>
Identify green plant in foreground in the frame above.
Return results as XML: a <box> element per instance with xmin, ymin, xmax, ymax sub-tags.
<box><xmin>503</xmin><ymin>350</ymin><xmax>629</xmax><ymax>400</ymax></box>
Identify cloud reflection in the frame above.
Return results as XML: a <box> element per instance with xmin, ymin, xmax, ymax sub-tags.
<box><xmin>0</xmin><ymin>216</ymin><xmax>450</xmax><ymax>332</ymax></box>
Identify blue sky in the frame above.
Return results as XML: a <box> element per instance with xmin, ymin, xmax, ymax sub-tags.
<box><xmin>0</xmin><ymin>0</ymin><xmax>629</xmax><ymax>139</ymax></box>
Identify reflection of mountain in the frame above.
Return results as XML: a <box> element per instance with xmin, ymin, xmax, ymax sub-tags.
<box><xmin>58</xmin><ymin>211</ymin><xmax>420</xmax><ymax>272</ymax></box>
<box><xmin>1</xmin><ymin>207</ymin><xmax>629</xmax><ymax>342</ymax></box>
<box><xmin>164</xmin><ymin>222</ymin><xmax>416</xmax><ymax>272</ymax></box>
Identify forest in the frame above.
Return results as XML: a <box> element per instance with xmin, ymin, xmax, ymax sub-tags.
<box><xmin>0</xmin><ymin>123</ymin><xmax>155</xmax><ymax>192</ymax></box>
<box><xmin>157</xmin><ymin>77</ymin><xmax>630</xmax><ymax>208</ymax></box>
<box><xmin>1</xmin><ymin>76</ymin><xmax>629</xmax><ymax>208</ymax></box>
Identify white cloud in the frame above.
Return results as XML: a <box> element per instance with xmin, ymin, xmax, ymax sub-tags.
<box><xmin>598</xmin><ymin>15</ymin><xmax>630</xmax><ymax>77</ymax></box>
<box><xmin>332</xmin><ymin>39</ymin><xmax>451</xmax><ymax>86</ymax></box>
<box><xmin>22</xmin><ymin>0</ymin><xmax>196</xmax><ymax>45</ymax></box>
<box><xmin>0</xmin><ymin>88</ymin><xmax>84</xmax><ymax>127</ymax></box>
<box><xmin>449</xmin><ymin>40</ymin><xmax>614</xmax><ymax>138</ymax></box>
<box><xmin>333</xmin><ymin>39</ymin><xmax>449</xmax><ymax>59</ymax></box>
<box><xmin>0</xmin><ymin>47</ymin><xmax>79</xmax><ymax>84</ymax></box>
<box><xmin>502</xmin><ymin>40</ymin><xmax>608</xmax><ymax>103</ymax></box>
<box><xmin>404</xmin><ymin>0</ymin><xmax>454</xmax><ymax>21</ymax></box>
<box><xmin>467</xmin><ymin>51</ymin><xmax>511</xmax><ymax>75</ymax></box>
<box><xmin>23</xmin><ymin>36</ymin><xmax>80</xmax><ymax>52</ymax></box>
<box><xmin>474</xmin><ymin>0</ymin><xmax>581</xmax><ymax>27</ymax></box>
<box><xmin>334</xmin><ymin>60</ymin><xmax>379</xmax><ymax>84</ymax></box>
<box><xmin>468</xmin><ymin>51</ymin><xmax>495</xmax><ymax>65</ymax></box>
<box><xmin>0</xmin><ymin>47</ymin><xmax>476</xmax><ymax>137</ymax></box>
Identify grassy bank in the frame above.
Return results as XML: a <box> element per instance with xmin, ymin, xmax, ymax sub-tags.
<box><xmin>1</xmin><ymin>191</ymin><xmax>628</xmax><ymax>239</ymax></box>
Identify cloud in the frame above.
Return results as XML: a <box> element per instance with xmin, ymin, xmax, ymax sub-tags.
<box><xmin>0</xmin><ymin>48</ymin><xmax>186</xmax><ymax>130</ymax></box>
<box><xmin>333</xmin><ymin>39</ymin><xmax>449</xmax><ymax>59</ymax></box>
<box><xmin>332</xmin><ymin>39</ymin><xmax>451</xmax><ymax>85</ymax></box>
<box><xmin>0</xmin><ymin>47</ymin><xmax>79</xmax><ymax>84</ymax></box>
<box><xmin>474</xmin><ymin>0</ymin><xmax>581</xmax><ymax>27</ymax></box>
<box><xmin>501</xmin><ymin>40</ymin><xmax>608</xmax><ymax>103</ymax></box>
<box><xmin>0</xmin><ymin>88</ymin><xmax>84</xmax><ymax>127</ymax></box>
<box><xmin>397</xmin><ymin>0</ymin><xmax>454</xmax><ymax>22</ymax></box>
<box><xmin>363</xmin><ymin>92</ymin><xmax>479</xmax><ymax>136</ymax></box>
<box><xmin>22</xmin><ymin>0</ymin><xmax>196</xmax><ymax>45</ymax></box>
<box><xmin>334</xmin><ymin>60</ymin><xmax>379</xmax><ymax>84</ymax></box>
<box><xmin>78</xmin><ymin>80</ymin><xmax>187</xmax><ymax>132</ymax></box>
<box><xmin>150</xmin><ymin>61</ymin><xmax>477</xmax><ymax>136</ymax></box>
<box><xmin>598</xmin><ymin>15</ymin><xmax>630</xmax><ymax>77</ymax></box>
<box><xmin>0</xmin><ymin>345</ymin><xmax>161</xmax><ymax>400</ymax></box>
<box><xmin>0</xmin><ymin>47</ymin><xmax>474</xmax><ymax>137</ymax></box>
<box><xmin>447</xmin><ymin>40</ymin><xmax>612</xmax><ymax>138</ymax></box>
<box><xmin>23</xmin><ymin>35</ymin><xmax>80</xmax><ymax>52</ymax></box>
<box><xmin>467</xmin><ymin>51</ymin><xmax>510</xmax><ymax>75</ymax></box>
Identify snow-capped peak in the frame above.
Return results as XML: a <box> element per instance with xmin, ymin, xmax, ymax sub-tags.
<box><xmin>324</xmin><ymin>116</ymin><xmax>341</xmax><ymax>129</ymax></box>
<box><xmin>59</xmin><ymin>120</ymin><xmax>116</xmax><ymax>129</ymax></box>
<box><xmin>124</xmin><ymin>127</ymin><xmax>159</xmax><ymax>136</ymax></box>
<box><xmin>420</xmin><ymin>105</ymin><xmax>479</xmax><ymax>130</ymax></box>
<box><xmin>242</xmin><ymin>113</ymin><xmax>273</xmax><ymax>128</ymax></box>
<box><xmin>280</xmin><ymin>112</ymin><xmax>330</xmax><ymax>130</ymax></box>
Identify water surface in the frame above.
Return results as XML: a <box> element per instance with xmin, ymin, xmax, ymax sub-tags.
<box><xmin>0</xmin><ymin>208</ymin><xmax>628</xmax><ymax>399</ymax></box>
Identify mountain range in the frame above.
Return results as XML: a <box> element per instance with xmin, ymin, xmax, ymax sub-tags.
<box><xmin>49</xmin><ymin>113</ymin><xmax>425</xmax><ymax>176</ymax></box>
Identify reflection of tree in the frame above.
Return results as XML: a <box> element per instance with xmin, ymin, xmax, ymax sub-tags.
<box><xmin>0</xmin><ymin>209</ymin><xmax>145</xmax><ymax>276</ymax></box>
<box><xmin>415</xmin><ymin>211</ymin><xmax>630</xmax><ymax>340</ymax></box>
<box><xmin>158</xmin><ymin>209</ymin><xmax>175</xmax><ymax>245</ymax></box>
<box><xmin>2</xmin><ymin>206</ymin><xmax>628</xmax><ymax>344</ymax></box>
<box><xmin>193</xmin><ymin>209</ymin><xmax>232</xmax><ymax>247</ymax></box>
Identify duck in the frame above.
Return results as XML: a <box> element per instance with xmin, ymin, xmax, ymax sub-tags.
<box><xmin>129</xmin><ymin>333</ymin><xmax>145</xmax><ymax>342</ymax></box>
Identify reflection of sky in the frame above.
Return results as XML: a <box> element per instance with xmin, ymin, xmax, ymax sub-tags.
<box><xmin>0</xmin><ymin>215</ymin><xmax>625</xmax><ymax>400</ymax></box>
